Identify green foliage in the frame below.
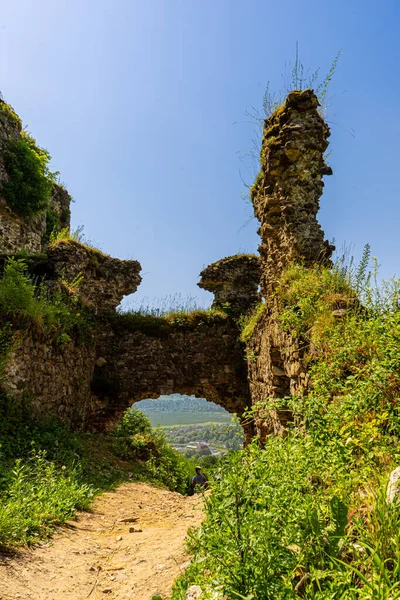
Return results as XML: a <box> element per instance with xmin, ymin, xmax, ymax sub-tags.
<box><xmin>2</xmin><ymin>133</ymin><xmax>57</xmax><ymax>217</ymax></box>
<box><xmin>114</xmin><ymin>407</ymin><xmax>152</xmax><ymax>436</ymax></box>
<box><xmin>111</xmin><ymin>408</ymin><xmax>195</xmax><ymax>495</ymax></box>
<box><xmin>49</xmin><ymin>225</ymin><xmax>102</xmax><ymax>253</ymax></box>
<box><xmin>43</xmin><ymin>206</ymin><xmax>61</xmax><ymax>245</ymax></box>
<box><xmin>0</xmin><ymin>397</ymin><xmax>196</xmax><ymax>548</ymax></box>
<box><xmin>173</xmin><ymin>440</ymin><xmax>353</xmax><ymax>599</ymax></box>
<box><xmin>0</xmin><ymin>396</ymin><xmax>94</xmax><ymax>547</ymax></box>
<box><xmin>0</xmin><ymin>452</ymin><xmax>93</xmax><ymax>547</ymax></box>
<box><xmin>0</xmin><ymin>257</ymin><xmax>91</xmax><ymax>342</ymax></box>
<box><xmin>175</xmin><ymin>255</ymin><xmax>400</xmax><ymax>598</ymax></box>
<box><xmin>239</xmin><ymin>300</ymin><xmax>267</xmax><ymax>342</ymax></box>
<box><xmin>0</xmin><ymin>101</ymin><xmax>22</xmax><ymax>128</ymax></box>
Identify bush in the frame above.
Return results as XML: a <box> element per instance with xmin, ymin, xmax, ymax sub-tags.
<box><xmin>174</xmin><ymin>439</ymin><xmax>352</xmax><ymax>599</ymax></box>
<box><xmin>2</xmin><ymin>134</ymin><xmax>56</xmax><ymax>217</ymax></box>
<box><xmin>112</xmin><ymin>408</ymin><xmax>194</xmax><ymax>494</ymax></box>
<box><xmin>114</xmin><ymin>408</ymin><xmax>153</xmax><ymax>437</ymax></box>
<box><xmin>0</xmin><ymin>396</ymin><xmax>95</xmax><ymax>548</ymax></box>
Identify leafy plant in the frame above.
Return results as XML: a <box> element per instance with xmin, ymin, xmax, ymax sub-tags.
<box><xmin>2</xmin><ymin>133</ymin><xmax>57</xmax><ymax>217</ymax></box>
<box><xmin>175</xmin><ymin>253</ymin><xmax>400</xmax><ymax>598</ymax></box>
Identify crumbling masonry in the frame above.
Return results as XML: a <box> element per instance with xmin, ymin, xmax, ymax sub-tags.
<box><xmin>0</xmin><ymin>90</ymin><xmax>333</xmax><ymax>441</ymax></box>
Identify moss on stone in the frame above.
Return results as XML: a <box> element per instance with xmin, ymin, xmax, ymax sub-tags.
<box><xmin>250</xmin><ymin>170</ymin><xmax>264</xmax><ymax>200</ymax></box>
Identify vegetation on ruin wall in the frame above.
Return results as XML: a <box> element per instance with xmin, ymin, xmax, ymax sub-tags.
<box><xmin>111</xmin><ymin>308</ymin><xmax>229</xmax><ymax>338</ymax></box>
<box><xmin>2</xmin><ymin>131</ymin><xmax>58</xmax><ymax>218</ymax></box>
<box><xmin>48</xmin><ymin>227</ymin><xmax>105</xmax><ymax>255</ymax></box>
<box><xmin>174</xmin><ymin>249</ymin><xmax>400</xmax><ymax>599</ymax></box>
<box><xmin>0</xmin><ymin>399</ymin><xmax>194</xmax><ymax>548</ymax></box>
<box><xmin>0</xmin><ymin>257</ymin><xmax>92</xmax><ymax>344</ymax></box>
<box><xmin>0</xmin><ymin>101</ymin><xmax>22</xmax><ymax>129</ymax></box>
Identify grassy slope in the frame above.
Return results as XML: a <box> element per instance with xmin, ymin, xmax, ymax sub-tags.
<box><xmin>172</xmin><ymin>261</ymin><xmax>400</xmax><ymax>600</ymax></box>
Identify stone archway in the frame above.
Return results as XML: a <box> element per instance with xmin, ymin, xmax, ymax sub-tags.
<box><xmin>90</xmin><ymin>314</ymin><xmax>254</xmax><ymax>439</ymax></box>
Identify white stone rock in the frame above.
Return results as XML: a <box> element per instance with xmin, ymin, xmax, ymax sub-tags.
<box><xmin>387</xmin><ymin>466</ymin><xmax>400</xmax><ymax>503</ymax></box>
<box><xmin>184</xmin><ymin>585</ymin><xmax>203</xmax><ymax>600</ymax></box>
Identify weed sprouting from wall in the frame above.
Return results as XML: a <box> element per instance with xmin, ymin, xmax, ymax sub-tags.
<box><xmin>239</xmin><ymin>44</ymin><xmax>342</xmax><ymax>196</ymax></box>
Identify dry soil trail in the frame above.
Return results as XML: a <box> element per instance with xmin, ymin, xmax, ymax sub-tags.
<box><xmin>0</xmin><ymin>483</ymin><xmax>203</xmax><ymax>600</ymax></box>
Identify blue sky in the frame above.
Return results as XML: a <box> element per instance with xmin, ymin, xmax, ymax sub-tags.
<box><xmin>1</xmin><ymin>0</ymin><xmax>399</xmax><ymax>308</ymax></box>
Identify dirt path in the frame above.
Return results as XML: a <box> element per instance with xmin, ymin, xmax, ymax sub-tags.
<box><xmin>0</xmin><ymin>483</ymin><xmax>203</xmax><ymax>600</ymax></box>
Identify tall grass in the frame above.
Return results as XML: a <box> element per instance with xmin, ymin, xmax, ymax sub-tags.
<box><xmin>122</xmin><ymin>293</ymin><xmax>210</xmax><ymax>317</ymax></box>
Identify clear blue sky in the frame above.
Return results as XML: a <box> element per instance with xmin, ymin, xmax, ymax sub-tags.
<box><xmin>1</xmin><ymin>0</ymin><xmax>399</xmax><ymax>308</ymax></box>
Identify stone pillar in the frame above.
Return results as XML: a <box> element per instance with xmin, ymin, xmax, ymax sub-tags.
<box><xmin>250</xmin><ymin>89</ymin><xmax>334</xmax><ymax>297</ymax></box>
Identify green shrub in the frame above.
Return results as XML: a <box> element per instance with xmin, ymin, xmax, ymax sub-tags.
<box><xmin>0</xmin><ymin>396</ymin><xmax>95</xmax><ymax>548</ymax></box>
<box><xmin>0</xmin><ymin>101</ymin><xmax>22</xmax><ymax>128</ymax></box>
<box><xmin>2</xmin><ymin>133</ymin><xmax>56</xmax><ymax>217</ymax></box>
<box><xmin>113</xmin><ymin>408</ymin><xmax>152</xmax><ymax>437</ymax></box>
<box><xmin>239</xmin><ymin>300</ymin><xmax>267</xmax><ymax>342</ymax></box>
<box><xmin>112</xmin><ymin>408</ymin><xmax>194</xmax><ymax>494</ymax></box>
<box><xmin>174</xmin><ymin>439</ymin><xmax>352</xmax><ymax>599</ymax></box>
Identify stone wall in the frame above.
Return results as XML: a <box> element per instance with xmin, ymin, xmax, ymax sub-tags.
<box><xmin>251</xmin><ymin>90</ymin><xmax>334</xmax><ymax>297</ymax></box>
<box><xmin>91</xmin><ymin>315</ymin><xmax>252</xmax><ymax>436</ymax></box>
<box><xmin>0</xmin><ymin>90</ymin><xmax>336</xmax><ymax>443</ymax></box>
<box><xmin>0</xmin><ymin>314</ymin><xmax>252</xmax><ymax>437</ymax></box>
<box><xmin>3</xmin><ymin>330</ymin><xmax>97</xmax><ymax>430</ymax></box>
<box><xmin>48</xmin><ymin>240</ymin><xmax>142</xmax><ymax>312</ymax></box>
<box><xmin>198</xmin><ymin>254</ymin><xmax>260</xmax><ymax>312</ymax></box>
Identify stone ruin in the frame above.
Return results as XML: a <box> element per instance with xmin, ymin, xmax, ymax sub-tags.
<box><xmin>0</xmin><ymin>90</ymin><xmax>333</xmax><ymax>442</ymax></box>
<box><xmin>198</xmin><ymin>254</ymin><xmax>260</xmax><ymax>312</ymax></box>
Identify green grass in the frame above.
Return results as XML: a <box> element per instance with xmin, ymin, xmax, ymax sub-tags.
<box><xmin>110</xmin><ymin>308</ymin><xmax>229</xmax><ymax>338</ymax></box>
<box><xmin>0</xmin><ymin>400</ymin><xmax>195</xmax><ymax>549</ymax></box>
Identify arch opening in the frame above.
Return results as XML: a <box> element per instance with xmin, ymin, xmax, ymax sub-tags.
<box><xmin>132</xmin><ymin>394</ymin><xmax>244</xmax><ymax>458</ymax></box>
